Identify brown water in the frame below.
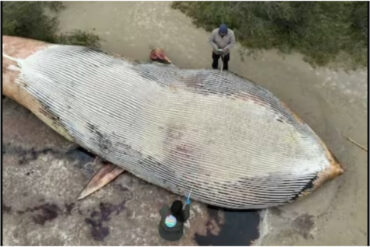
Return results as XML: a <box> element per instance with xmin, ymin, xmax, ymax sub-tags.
<box><xmin>194</xmin><ymin>207</ymin><xmax>261</xmax><ymax>246</ymax></box>
<box><xmin>55</xmin><ymin>2</ymin><xmax>367</xmax><ymax>245</ymax></box>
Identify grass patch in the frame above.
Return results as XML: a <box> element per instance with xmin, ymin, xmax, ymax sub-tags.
<box><xmin>57</xmin><ymin>30</ymin><xmax>101</xmax><ymax>48</ymax></box>
<box><xmin>3</xmin><ymin>1</ymin><xmax>100</xmax><ymax>49</ymax></box>
<box><xmin>172</xmin><ymin>2</ymin><xmax>368</xmax><ymax>68</ymax></box>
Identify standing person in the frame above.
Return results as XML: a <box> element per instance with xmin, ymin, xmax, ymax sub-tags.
<box><xmin>158</xmin><ymin>198</ymin><xmax>191</xmax><ymax>241</ymax></box>
<box><xmin>209</xmin><ymin>24</ymin><xmax>236</xmax><ymax>71</ymax></box>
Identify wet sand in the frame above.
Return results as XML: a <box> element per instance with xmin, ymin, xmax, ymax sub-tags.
<box><xmin>3</xmin><ymin>1</ymin><xmax>367</xmax><ymax>245</ymax></box>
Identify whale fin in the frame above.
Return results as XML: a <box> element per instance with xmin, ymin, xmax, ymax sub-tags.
<box><xmin>78</xmin><ymin>161</ymin><xmax>124</xmax><ymax>200</ymax></box>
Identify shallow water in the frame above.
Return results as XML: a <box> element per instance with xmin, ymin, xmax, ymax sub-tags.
<box><xmin>194</xmin><ymin>207</ymin><xmax>260</xmax><ymax>246</ymax></box>
<box><xmin>53</xmin><ymin>2</ymin><xmax>367</xmax><ymax>245</ymax></box>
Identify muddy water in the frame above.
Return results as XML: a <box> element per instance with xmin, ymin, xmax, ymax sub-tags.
<box><xmin>194</xmin><ymin>207</ymin><xmax>260</xmax><ymax>246</ymax></box>
<box><xmin>56</xmin><ymin>2</ymin><xmax>367</xmax><ymax>245</ymax></box>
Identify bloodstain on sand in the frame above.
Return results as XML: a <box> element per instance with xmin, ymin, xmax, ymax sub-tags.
<box><xmin>84</xmin><ymin>199</ymin><xmax>126</xmax><ymax>241</ymax></box>
<box><xmin>17</xmin><ymin>203</ymin><xmax>61</xmax><ymax>225</ymax></box>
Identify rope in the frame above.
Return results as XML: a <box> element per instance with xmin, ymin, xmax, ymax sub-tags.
<box><xmin>3</xmin><ymin>53</ymin><xmax>20</xmax><ymax>63</ymax></box>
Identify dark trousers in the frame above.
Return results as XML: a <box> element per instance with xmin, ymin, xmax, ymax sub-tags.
<box><xmin>212</xmin><ymin>52</ymin><xmax>230</xmax><ymax>70</ymax></box>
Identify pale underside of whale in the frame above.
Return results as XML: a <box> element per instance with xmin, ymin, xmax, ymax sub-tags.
<box><xmin>3</xmin><ymin>37</ymin><xmax>343</xmax><ymax>209</ymax></box>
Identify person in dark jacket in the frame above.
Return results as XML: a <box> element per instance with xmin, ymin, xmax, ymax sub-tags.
<box><xmin>158</xmin><ymin>199</ymin><xmax>191</xmax><ymax>241</ymax></box>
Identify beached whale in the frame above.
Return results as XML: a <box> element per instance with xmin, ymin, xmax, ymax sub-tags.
<box><xmin>2</xmin><ymin>36</ymin><xmax>343</xmax><ymax>209</ymax></box>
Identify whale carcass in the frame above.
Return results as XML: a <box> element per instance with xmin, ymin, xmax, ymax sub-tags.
<box><xmin>2</xmin><ymin>36</ymin><xmax>343</xmax><ymax>209</ymax></box>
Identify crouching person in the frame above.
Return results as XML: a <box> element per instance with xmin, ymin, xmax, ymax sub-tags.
<box><xmin>158</xmin><ymin>199</ymin><xmax>191</xmax><ymax>241</ymax></box>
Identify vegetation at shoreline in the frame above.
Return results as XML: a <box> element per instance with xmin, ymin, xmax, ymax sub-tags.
<box><xmin>3</xmin><ymin>2</ymin><xmax>367</xmax><ymax>68</ymax></box>
<box><xmin>172</xmin><ymin>2</ymin><xmax>368</xmax><ymax>68</ymax></box>
<box><xmin>3</xmin><ymin>2</ymin><xmax>100</xmax><ymax>48</ymax></box>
